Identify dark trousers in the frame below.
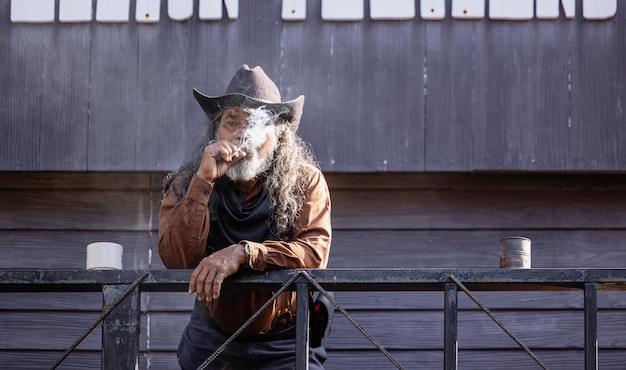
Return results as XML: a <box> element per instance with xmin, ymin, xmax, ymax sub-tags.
<box><xmin>177</xmin><ymin>304</ymin><xmax>328</xmax><ymax>370</ymax></box>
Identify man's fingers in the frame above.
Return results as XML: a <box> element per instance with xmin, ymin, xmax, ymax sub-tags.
<box><xmin>190</xmin><ymin>266</ymin><xmax>210</xmax><ymax>301</ymax></box>
<box><xmin>212</xmin><ymin>272</ymin><xmax>225</xmax><ymax>300</ymax></box>
<box><xmin>203</xmin><ymin>270</ymin><xmax>217</xmax><ymax>303</ymax></box>
<box><xmin>188</xmin><ymin>268</ymin><xmax>200</xmax><ymax>294</ymax></box>
<box><xmin>190</xmin><ymin>246</ymin><xmax>241</xmax><ymax>303</ymax></box>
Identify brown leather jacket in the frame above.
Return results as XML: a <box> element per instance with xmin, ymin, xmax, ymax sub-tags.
<box><xmin>158</xmin><ymin>164</ymin><xmax>332</xmax><ymax>336</ymax></box>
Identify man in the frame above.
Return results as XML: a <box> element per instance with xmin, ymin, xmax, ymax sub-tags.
<box><xmin>159</xmin><ymin>65</ymin><xmax>332</xmax><ymax>370</ymax></box>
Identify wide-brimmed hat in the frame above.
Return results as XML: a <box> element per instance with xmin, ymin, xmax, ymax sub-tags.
<box><xmin>193</xmin><ymin>64</ymin><xmax>305</xmax><ymax>129</ymax></box>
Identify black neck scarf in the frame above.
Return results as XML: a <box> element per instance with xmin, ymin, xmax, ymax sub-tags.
<box><xmin>208</xmin><ymin>178</ymin><xmax>276</xmax><ymax>253</ymax></box>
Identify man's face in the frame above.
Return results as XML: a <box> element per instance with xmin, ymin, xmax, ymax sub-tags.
<box><xmin>217</xmin><ymin>106</ymin><xmax>278</xmax><ymax>181</ymax></box>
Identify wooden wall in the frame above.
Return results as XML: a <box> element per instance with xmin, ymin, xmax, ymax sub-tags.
<box><xmin>1</xmin><ymin>0</ymin><xmax>625</xmax><ymax>172</ymax></box>
<box><xmin>1</xmin><ymin>171</ymin><xmax>626</xmax><ymax>369</ymax></box>
<box><xmin>2</xmin><ymin>1</ymin><xmax>625</xmax><ymax>368</ymax></box>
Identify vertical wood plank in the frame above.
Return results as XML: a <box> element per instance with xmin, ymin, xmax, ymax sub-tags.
<box><xmin>288</xmin><ymin>0</ymin><xmax>426</xmax><ymax>171</ymax></box>
<box><xmin>0</xmin><ymin>23</ymin><xmax>90</xmax><ymax>170</ymax></box>
<box><xmin>88</xmin><ymin>23</ymin><xmax>139</xmax><ymax>170</ymax></box>
<box><xmin>136</xmin><ymin>1</ymin><xmax>200</xmax><ymax>170</ymax></box>
<box><xmin>425</xmin><ymin>19</ymin><xmax>476</xmax><ymax>171</ymax></box>
<box><xmin>365</xmin><ymin>21</ymin><xmax>425</xmax><ymax>171</ymax></box>
<box><xmin>569</xmin><ymin>9</ymin><xmax>626</xmax><ymax>170</ymax></box>
<box><xmin>472</xmin><ymin>20</ymin><xmax>570</xmax><ymax>170</ymax></box>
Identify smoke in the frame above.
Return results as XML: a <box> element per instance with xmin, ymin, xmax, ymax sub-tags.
<box><xmin>237</xmin><ymin>105</ymin><xmax>286</xmax><ymax>152</ymax></box>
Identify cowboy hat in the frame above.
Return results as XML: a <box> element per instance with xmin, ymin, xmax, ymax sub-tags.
<box><xmin>193</xmin><ymin>64</ymin><xmax>305</xmax><ymax>129</ymax></box>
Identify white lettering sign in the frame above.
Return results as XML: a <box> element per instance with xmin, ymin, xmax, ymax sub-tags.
<box><xmin>8</xmin><ymin>0</ymin><xmax>619</xmax><ymax>24</ymax></box>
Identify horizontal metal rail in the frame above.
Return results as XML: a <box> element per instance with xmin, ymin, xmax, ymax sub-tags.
<box><xmin>2</xmin><ymin>268</ymin><xmax>626</xmax><ymax>369</ymax></box>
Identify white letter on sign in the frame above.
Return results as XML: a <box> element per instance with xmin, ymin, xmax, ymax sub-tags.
<box><xmin>583</xmin><ymin>0</ymin><xmax>617</xmax><ymax>20</ymax></box>
<box><xmin>169</xmin><ymin>0</ymin><xmax>193</xmax><ymax>21</ymax></box>
<box><xmin>370</xmin><ymin>0</ymin><xmax>415</xmax><ymax>20</ymax></box>
<box><xmin>421</xmin><ymin>0</ymin><xmax>445</xmax><ymax>20</ymax></box>
<box><xmin>136</xmin><ymin>0</ymin><xmax>161</xmax><ymax>23</ymax></box>
<box><xmin>199</xmin><ymin>0</ymin><xmax>239</xmax><ymax>20</ymax></box>
<box><xmin>11</xmin><ymin>0</ymin><xmax>55</xmax><ymax>23</ymax></box>
<box><xmin>96</xmin><ymin>0</ymin><xmax>130</xmax><ymax>22</ymax></box>
<box><xmin>489</xmin><ymin>0</ymin><xmax>533</xmax><ymax>20</ymax></box>
<box><xmin>536</xmin><ymin>0</ymin><xmax>575</xmax><ymax>19</ymax></box>
<box><xmin>322</xmin><ymin>0</ymin><xmax>364</xmax><ymax>21</ymax></box>
<box><xmin>451</xmin><ymin>0</ymin><xmax>485</xmax><ymax>19</ymax></box>
<box><xmin>282</xmin><ymin>0</ymin><xmax>307</xmax><ymax>21</ymax></box>
<box><xmin>60</xmin><ymin>0</ymin><xmax>92</xmax><ymax>23</ymax></box>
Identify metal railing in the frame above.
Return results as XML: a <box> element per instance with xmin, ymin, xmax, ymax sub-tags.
<box><xmin>2</xmin><ymin>268</ymin><xmax>626</xmax><ymax>370</ymax></box>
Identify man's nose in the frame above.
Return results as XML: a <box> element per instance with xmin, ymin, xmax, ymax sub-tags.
<box><xmin>233</xmin><ymin>123</ymin><xmax>249</xmax><ymax>138</ymax></box>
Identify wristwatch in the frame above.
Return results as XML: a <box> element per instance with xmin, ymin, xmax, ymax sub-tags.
<box><xmin>242</xmin><ymin>242</ymin><xmax>251</xmax><ymax>266</ymax></box>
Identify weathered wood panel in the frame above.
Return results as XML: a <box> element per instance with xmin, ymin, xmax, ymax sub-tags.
<box><xmin>330</xmin><ymin>230</ymin><xmax>626</xmax><ymax>268</ymax></box>
<box><xmin>0</xmin><ymin>230</ymin><xmax>160</xmax><ymax>269</ymax></box>
<box><xmin>330</xmin><ymin>189</ymin><xmax>626</xmax><ymax>229</ymax></box>
<box><xmin>569</xmin><ymin>16</ymin><xmax>626</xmax><ymax>170</ymax></box>
<box><xmin>88</xmin><ymin>24</ymin><xmax>139</xmax><ymax>170</ymax></box>
<box><xmin>0</xmin><ymin>190</ymin><xmax>159</xmax><ymax>230</ymax></box>
<box><xmin>470</xmin><ymin>21</ymin><xmax>573</xmax><ymax>171</ymax></box>
<box><xmin>6</xmin><ymin>186</ymin><xmax>626</xmax><ymax>230</ymax></box>
<box><xmin>1</xmin><ymin>171</ymin><xmax>626</xmax><ymax>369</ymax></box>
<box><xmin>2</xmin><ymin>289</ymin><xmax>625</xmax><ymax>312</ymax></box>
<box><xmin>132</xmin><ymin>349</ymin><xmax>626</xmax><ymax>370</ymax></box>
<box><xmin>3</xmin><ymin>228</ymin><xmax>625</xmax><ymax>270</ymax></box>
<box><xmin>139</xmin><ymin>310</ymin><xmax>626</xmax><ymax>351</ymax></box>
<box><xmin>1</xmin><ymin>2</ymin><xmax>624</xmax><ymax>172</ymax></box>
<box><xmin>3</xmin><ymin>172</ymin><xmax>624</xmax><ymax>231</ymax></box>
<box><xmin>0</xmin><ymin>22</ymin><xmax>91</xmax><ymax>170</ymax></box>
<box><xmin>2</xmin><ymin>308</ymin><xmax>625</xmax><ymax>369</ymax></box>
<box><xmin>135</xmin><ymin>20</ymin><xmax>200</xmax><ymax>171</ymax></box>
<box><xmin>0</xmin><ymin>352</ymin><xmax>100</xmax><ymax>370</ymax></box>
<box><xmin>138</xmin><ymin>289</ymin><xmax>626</xmax><ymax>312</ymax></box>
<box><xmin>3</xmin><ymin>349</ymin><xmax>625</xmax><ymax>370</ymax></box>
<box><xmin>0</xmin><ymin>171</ymin><xmax>165</xmax><ymax>190</ymax></box>
<box><xmin>424</xmin><ymin>20</ymin><xmax>477</xmax><ymax>171</ymax></box>
<box><xmin>321</xmin><ymin>349</ymin><xmax>626</xmax><ymax>370</ymax></box>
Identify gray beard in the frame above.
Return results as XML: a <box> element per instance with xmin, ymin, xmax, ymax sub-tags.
<box><xmin>219</xmin><ymin>130</ymin><xmax>278</xmax><ymax>182</ymax></box>
<box><xmin>225</xmin><ymin>148</ymin><xmax>272</xmax><ymax>182</ymax></box>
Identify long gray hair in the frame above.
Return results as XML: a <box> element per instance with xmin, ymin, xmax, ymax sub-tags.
<box><xmin>163</xmin><ymin>112</ymin><xmax>319</xmax><ymax>239</ymax></box>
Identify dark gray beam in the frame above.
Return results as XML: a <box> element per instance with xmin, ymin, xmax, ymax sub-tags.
<box><xmin>3</xmin><ymin>269</ymin><xmax>626</xmax><ymax>293</ymax></box>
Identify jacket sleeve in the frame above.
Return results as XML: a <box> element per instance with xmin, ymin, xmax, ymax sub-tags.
<box><xmin>244</xmin><ymin>166</ymin><xmax>332</xmax><ymax>271</ymax></box>
<box><xmin>158</xmin><ymin>174</ymin><xmax>214</xmax><ymax>269</ymax></box>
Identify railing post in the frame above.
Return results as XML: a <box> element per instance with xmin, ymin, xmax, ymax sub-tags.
<box><xmin>102</xmin><ymin>284</ymin><xmax>140</xmax><ymax>370</ymax></box>
<box><xmin>584</xmin><ymin>283</ymin><xmax>598</xmax><ymax>370</ymax></box>
<box><xmin>295</xmin><ymin>277</ymin><xmax>310</xmax><ymax>370</ymax></box>
<box><xmin>444</xmin><ymin>282</ymin><xmax>458</xmax><ymax>370</ymax></box>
